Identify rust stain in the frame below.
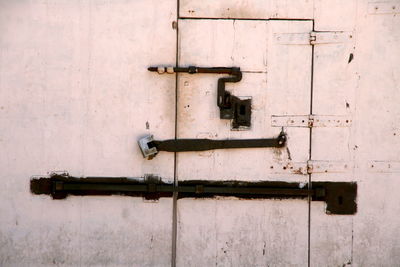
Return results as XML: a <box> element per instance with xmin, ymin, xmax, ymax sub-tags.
<box><xmin>348</xmin><ymin>53</ymin><xmax>354</xmax><ymax>63</ymax></box>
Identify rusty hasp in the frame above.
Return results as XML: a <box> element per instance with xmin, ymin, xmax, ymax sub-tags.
<box><xmin>148</xmin><ymin>65</ymin><xmax>251</xmax><ymax>129</ymax></box>
<box><xmin>30</xmin><ymin>173</ymin><xmax>357</xmax><ymax>215</ymax></box>
<box><xmin>138</xmin><ymin>131</ymin><xmax>287</xmax><ymax>159</ymax></box>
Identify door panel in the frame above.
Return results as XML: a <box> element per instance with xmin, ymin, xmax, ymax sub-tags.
<box><xmin>0</xmin><ymin>1</ymin><xmax>176</xmax><ymax>265</ymax></box>
<box><xmin>177</xmin><ymin>19</ymin><xmax>312</xmax><ymax>181</ymax></box>
<box><xmin>310</xmin><ymin>1</ymin><xmax>400</xmax><ymax>266</ymax></box>
<box><xmin>309</xmin><ymin>21</ymin><xmax>356</xmax><ymax>267</ymax></box>
<box><xmin>176</xmin><ymin>19</ymin><xmax>312</xmax><ymax>265</ymax></box>
<box><xmin>177</xmin><ymin>199</ymin><xmax>308</xmax><ymax>266</ymax></box>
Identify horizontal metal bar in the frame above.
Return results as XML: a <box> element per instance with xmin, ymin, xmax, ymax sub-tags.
<box><xmin>154</xmin><ymin>136</ymin><xmax>285</xmax><ymax>152</ymax></box>
<box><xmin>30</xmin><ymin>174</ymin><xmax>357</xmax><ymax>215</ymax></box>
<box><xmin>61</xmin><ymin>183</ymin><xmax>149</xmax><ymax>192</ymax></box>
<box><xmin>57</xmin><ymin>183</ymin><xmax>311</xmax><ymax>196</ymax></box>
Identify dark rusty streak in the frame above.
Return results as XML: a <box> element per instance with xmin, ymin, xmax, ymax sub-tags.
<box><xmin>348</xmin><ymin>53</ymin><xmax>354</xmax><ymax>63</ymax></box>
<box><xmin>286</xmin><ymin>147</ymin><xmax>292</xmax><ymax>161</ymax></box>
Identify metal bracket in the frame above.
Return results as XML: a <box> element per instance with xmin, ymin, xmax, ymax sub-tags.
<box><xmin>30</xmin><ymin>173</ymin><xmax>357</xmax><ymax>215</ymax></box>
<box><xmin>368</xmin><ymin>2</ymin><xmax>399</xmax><ymax>14</ymax></box>
<box><xmin>368</xmin><ymin>161</ymin><xmax>400</xmax><ymax>173</ymax></box>
<box><xmin>307</xmin><ymin>160</ymin><xmax>352</xmax><ymax>174</ymax></box>
<box><xmin>309</xmin><ymin>31</ymin><xmax>354</xmax><ymax>45</ymax></box>
<box><xmin>148</xmin><ymin>66</ymin><xmax>251</xmax><ymax>129</ymax></box>
<box><xmin>275</xmin><ymin>31</ymin><xmax>353</xmax><ymax>45</ymax></box>
<box><xmin>271</xmin><ymin>115</ymin><xmax>352</xmax><ymax>128</ymax></box>
<box><xmin>138</xmin><ymin>132</ymin><xmax>287</xmax><ymax>159</ymax></box>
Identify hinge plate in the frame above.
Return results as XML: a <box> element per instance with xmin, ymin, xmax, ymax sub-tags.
<box><xmin>310</xmin><ymin>31</ymin><xmax>354</xmax><ymax>45</ymax></box>
<box><xmin>271</xmin><ymin>115</ymin><xmax>352</xmax><ymax>128</ymax></box>
<box><xmin>275</xmin><ymin>31</ymin><xmax>353</xmax><ymax>45</ymax></box>
<box><xmin>368</xmin><ymin>2</ymin><xmax>400</xmax><ymax>14</ymax></box>
<box><xmin>368</xmin><ymin>161</ymin><xmax>400</xmax><ymax>173</ymax></box>
<box><xmin>307</xmin><ymin>160</ymin><xmax>352</xmax><ymax>174</ymax></box>
<box><xmin>274</xmin><ymin>32</ymin><xmax>310</xmax><ymax>45</ymax></box>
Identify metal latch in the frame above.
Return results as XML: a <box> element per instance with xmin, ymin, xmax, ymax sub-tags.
<box><xmin>138</xmin><ymin>132</ymin><xmax>287</xmax><ymax>159</ymax></box>
<box><xmin>30</xmin><ymin>173</ymin><xmax>357</xmax><ymax>215</ymax></box>
<box><xmin>148</xmin><ymin>66</ymin><xmax>251</xmax><ymax>129</ymax></box>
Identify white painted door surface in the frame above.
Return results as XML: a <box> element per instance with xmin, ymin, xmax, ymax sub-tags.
<box><xmin>176</xmin><ymin>19</ymin><xmax>312</xmax><ymax>266</ymax></box>
<box><xmin>0</xmin><ymin>1</ymin><xmax>176</xmax><ymax>266</ymax></box>
<box><xmin>1</xmin><ymin>1</ymin><xmax>400</xmax><ymax>267</ymax></box>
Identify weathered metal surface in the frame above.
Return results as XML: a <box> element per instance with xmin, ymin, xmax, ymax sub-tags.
<box><xmin>30</xmin><ymin>173</ymin><xmax>357</xmax><ymax>215</ymax></box>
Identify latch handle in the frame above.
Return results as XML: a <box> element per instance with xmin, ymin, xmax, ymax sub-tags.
<box><xmin>138</xmin><ymin>132</ymin><xmax>286</xmax><ymax>159</ymax></box>
<box><xmin>148</xmin><ymin>65</ymin><xmax>250</xmax><ymax>129</ymax></box>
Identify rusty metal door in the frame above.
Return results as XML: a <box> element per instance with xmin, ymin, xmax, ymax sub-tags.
<box><xmin>175</xmin><ymin>19</ymin><xmax>313</xmax><ymax>266</ymax></box>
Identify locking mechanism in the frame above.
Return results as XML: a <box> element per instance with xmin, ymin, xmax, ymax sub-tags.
<box><xmin>148</xmin><ymin>66</ymin><xmax>251</xmax><ymax>129</ymax></box>
<box><xmin>31</xmin><ymin>173</ymin><xmax>357</xmax><ymax>215</ymax></box>
<box><xmin>138</xmin><ymin>131</ymin><xmax>287</xmax><ymax>159</ymax></box>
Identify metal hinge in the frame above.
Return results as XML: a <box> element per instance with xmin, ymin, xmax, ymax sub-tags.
<box><xmin>368</xmin><ymin>2</ymin><xmax>400</xmax><ymax>14</ymax></box>
<box><xmin>307</xmin><ymin>160</ymin><xmax>352</xmax><ymax>174</ymax></box>
<box><xmin>368</xmin><ymin>161</ymin><xmax>400</xmax><ymax>173</ymax></box>
<box><xmin>275</xmin><ymin>31</ymin><xmax>353</xmax><ymax>45</ymax></box>
<box><xmin>271</xmin><ymin>115</ymin><xmax>352</xmax><ymax>128</ymax></box>
<box><xmin>267</xmin><ymin>160</ymin><xmax>353</xmax><ymax>175</ymax></box>
<box><xmin>309</xmin><ymin>31</ymin><xmax>354</xmax><ymax>45</ymax></box>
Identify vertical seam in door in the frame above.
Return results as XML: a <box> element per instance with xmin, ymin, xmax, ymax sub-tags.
<box><xmin>172</xmin><ymin>0</ymin><xmax>180</xmax><ymax>266</ymax></box>
<box><xmin>308</xmin><ymin>19</ymin><xmax>316</xmax><ymax>267</ymax></box>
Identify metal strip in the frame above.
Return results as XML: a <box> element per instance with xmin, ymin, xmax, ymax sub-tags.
<box><xmin>271</xmin><ymin>115</ymin><xmax>352</xmax><ymax>127</ymax></box>
<box><xmin>368</xmin><ymin>161</ymin><xmax>400</xmax><ymax>173</ymax></box>
<box><xmin>368</xmin><ymin>2</ymin><xmax>400</xmax><ymax>14</ymax></box>
<box><xmin>30</xmin><ymin>173</ymin><xmax>357</xmax><ymax>215</ymax></box>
